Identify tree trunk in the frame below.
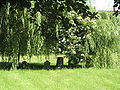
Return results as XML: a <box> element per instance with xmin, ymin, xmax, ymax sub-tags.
<box><xmin>18</xmin><ymin>37</ymin><xmax>21</xmax><ymax>64</ymax></box>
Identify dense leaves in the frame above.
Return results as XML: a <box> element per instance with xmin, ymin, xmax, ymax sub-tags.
<box><xmin>86</xmin><ymin>11</ymin><xmax>120</xmax><ymax>68</ymax></box>
<box><xmin>0</xmin><ymin>0</ymin><xmax>116</xmax><ymax>67</ymax></box>
<box><xmin>113</xmin><ymin>0</ymin><xmax>120</xmax><ymax>16</ymax></box>
<box><xmin>0</xmin><ymin>0</ymin><xmax>109</xmax><ymax>68</ymax></box>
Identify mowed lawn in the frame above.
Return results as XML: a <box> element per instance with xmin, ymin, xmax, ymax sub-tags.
<box><xmin>0</xmin><ymin>69</ymin><xmax>120</xmax><ymax>90</ymax></box>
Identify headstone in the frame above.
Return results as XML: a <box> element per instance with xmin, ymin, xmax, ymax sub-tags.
<box><xmin>56</xmin><ymin>57</ymin><xmax>64</xmax><ymax>68</ymax></box>
<box><xmin>22</xmin><ymin>61</ymin><xmax>28</xmax><ymax>69</ymax></box>
<box><xmin>43</xmin><ymin>60</ymin><xmax>50</xmax><ymax>70</ymax></box>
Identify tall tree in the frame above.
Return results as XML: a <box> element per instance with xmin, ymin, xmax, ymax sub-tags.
<box><xmin>0</xmin><ymin>0</ymin><xmax>97</xmax><ymax>67</ymax></box>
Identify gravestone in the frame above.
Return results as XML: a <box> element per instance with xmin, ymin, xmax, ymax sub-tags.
<box><xmin>56</xmin><ymin>57</ymin><xmax>64</xmax><ymax>68</ymax></box>
<box><xmin>22</xmin><ymin>61</ymin><xmax>28</xmax><ymax>69</ymax></box>
<box><xmin>43</xmin><ymin>60</ymin><xmax>50</xmax><ymax>70</ymax></box>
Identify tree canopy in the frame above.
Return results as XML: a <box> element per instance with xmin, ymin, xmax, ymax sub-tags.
<box><xmin>1</xmin><ymin>0</ymin><xmax>112</xmax><ymax>69</ymax></box>
<box><xmin>0</xmin><ymin>0</ymin><xmax>120</xmax><ymax>69</ymax></box>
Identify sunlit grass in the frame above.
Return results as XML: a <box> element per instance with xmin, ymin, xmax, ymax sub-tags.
<box><xmin>0</xmin><ymin>69</ymin><xmax>119</xmax><ymax>90</ymax></box>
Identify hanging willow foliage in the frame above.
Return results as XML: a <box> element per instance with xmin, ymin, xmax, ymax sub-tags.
<box><xmin>0</xmin><ymin>1</ymin><xmax>46</xmax><ymax>63</ymax></box>
<box><xmin>0</xmin><ymin>0</ymin><xmax>98</xmax><ymax>67</ymax></box>
<box><xmin>85</xmin><ymin>11</ymin><xmax>120</xmax><ymax>68</ymax></box>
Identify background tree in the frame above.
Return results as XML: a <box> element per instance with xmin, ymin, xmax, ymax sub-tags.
<box><xmin>86</xmin><ymin>11</ymin><xmax>120</xmax><ymax>68</ymax></box>
<box><xmin>113</xmin><ymin>0</ymin><xmax>120</xmax><ymax>16</ymax></box>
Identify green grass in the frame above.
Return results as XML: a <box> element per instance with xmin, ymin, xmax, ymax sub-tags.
<box><xmin>0</xmin><ymin>69</ymin><xmax>119</xmax><ymax>90</ymax></box>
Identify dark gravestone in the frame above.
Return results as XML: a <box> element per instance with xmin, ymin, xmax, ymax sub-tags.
<box><xmin>56</xmin><ymin>57</ymin><xmax>64</xmax><ymax>68</ymax></box>
<box><xmin>43</xmin><ymin>60</ymin><xmax>50</xmax><ymax>70</ymax></box>
<box><xmin>22</xmin><ymin>61</ymin><xmax>28</xmax><ymax>69</ymax></box>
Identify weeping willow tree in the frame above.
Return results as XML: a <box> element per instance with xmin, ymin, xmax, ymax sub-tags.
<box><xmin>85</xmin><ymin>11</ymin><xmax>120</xmax><ymax>68</ymax></box>
<box><xmin>0</xmin><ymin>1</ymin><xmax>44</xmax><ymax>64</ymax></box>
<box><xmin>0</xmin><ymin>1</ymin><xmax>119</xmax><ymax>69</ymax></box>
<box><xmin>0</xmin><ymin>0</ymin><xmax>97</xmax><ymax>67</ymax></box>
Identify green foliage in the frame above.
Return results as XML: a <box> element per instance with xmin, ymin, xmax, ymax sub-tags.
<box><xmin>58</xmin><ymin>12</ymin><xmax>96</xmax><ymax>66</ymax></box>
<box><xmin>0</xmin><ymin>0</ymin><xmax>97</xmax><ymax>64</ymax></box>
<box><xmin>0</xmin><ymin>2</ymin><xmax>43</xmax><ymax>63</ymax></box>
<box><xmin>1</xmin><ymin>0</ymin><xmax>119</xmax><ymax>69</ymax></box>
<box><xmin>86</xmin><ymin>11</ymin><xmax>120</xmax><ymax>68</ymax></box>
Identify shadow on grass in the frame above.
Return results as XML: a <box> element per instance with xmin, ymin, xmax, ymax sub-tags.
<box><xmin>0</xmin><ymin>62</ymin><xmax>82</xmax><ymax>70</ymax></box>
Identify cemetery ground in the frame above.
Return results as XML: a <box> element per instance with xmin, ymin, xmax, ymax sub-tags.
<box><xmin>0</xmin><ymin>69</ymin><xmax>119</xmax><ymax>90</ymax></box>
<box><xmin>0</xmin><ymin>55</ymin><xmax>120</xmax><ymax>90</ymax></box>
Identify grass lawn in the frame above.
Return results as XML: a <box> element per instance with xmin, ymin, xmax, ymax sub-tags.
<box><xmin>0</xmin><ymin>69</ymin><xmax>119</xmax><ymax>90</ymax></box>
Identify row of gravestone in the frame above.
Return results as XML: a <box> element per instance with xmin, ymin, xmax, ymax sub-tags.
<box><xmin>0</xmin><ymin>57</ymin><xmax>86</xmax><ymax>70</ymax></box>
<box><xmin>20</xmin><ymin>57</ymin><xmax>83</xmax><ymax>70</ymax></box>
<box><xmin>17</xmin><ymin>57</ymin><xmax>64</xmax><ymax>70</ymax></box>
